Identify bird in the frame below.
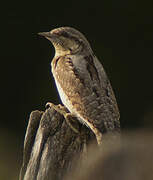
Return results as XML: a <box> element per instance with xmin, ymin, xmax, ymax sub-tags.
<box><xmin>38</xmin><ymin>27</ymin><xmax>120</xmax><ymax>145</ymax></box>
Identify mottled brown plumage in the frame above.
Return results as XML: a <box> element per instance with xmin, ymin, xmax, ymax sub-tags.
<box><xmin>38</xmin><ymin>27</ymin><xmax>120</xmax><ymax>144</ymax></box>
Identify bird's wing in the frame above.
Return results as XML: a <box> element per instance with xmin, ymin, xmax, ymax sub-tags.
<box><xmin>52</xmin><ymin>55</ymin><xmax>120</xmax><ymax>133</ymax></box>
<box><xmin>91</xmin><ymin>55</ymin><xmax>120</xmax><ymax>131</ymax></box>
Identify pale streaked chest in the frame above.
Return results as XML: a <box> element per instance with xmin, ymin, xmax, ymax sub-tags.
<box><xmin>51</xmin><ymin>55</ymin><xmax>83</xmax><ymax>114</ymax></box>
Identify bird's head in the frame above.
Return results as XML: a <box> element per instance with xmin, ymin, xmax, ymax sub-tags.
<box><xmin>38</xmin><ymin>27</ymin><xmax>93</xmax><ymax>56</ymax></box>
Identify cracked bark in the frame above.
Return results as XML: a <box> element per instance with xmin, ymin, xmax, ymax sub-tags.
<box><xmin>19</xmin><ymin>106</ymin><xmax>95</xmax><ymax>180</ymax></box>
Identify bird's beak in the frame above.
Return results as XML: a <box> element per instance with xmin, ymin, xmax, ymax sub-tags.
<box><xmin>38</xmin><ymin>32</ymin><xmax>52</xmax><ymax>38</ymax></box>
<box><xmin>38</xmin><ymin>31</ymin><xmax>59</xmax><ymax>44</ymax></box>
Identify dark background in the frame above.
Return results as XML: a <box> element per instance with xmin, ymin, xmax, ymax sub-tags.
<box><xmin>1</xmin><ymin>0</ymin><xmax>153</xmax><ymax>179</ymax></box>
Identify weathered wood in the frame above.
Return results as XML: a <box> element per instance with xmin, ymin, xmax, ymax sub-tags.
<box><xmin>19</xmin><ymin>106</ymin><xmax>95</xmax><ymax>180</ymax></box>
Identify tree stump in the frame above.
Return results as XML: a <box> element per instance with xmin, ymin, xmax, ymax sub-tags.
<box><xmin>19</xmin><ymin>105</ymin><xmax>95</xmax><ymax>180</ymax></box>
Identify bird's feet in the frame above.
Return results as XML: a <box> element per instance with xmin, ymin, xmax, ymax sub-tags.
<box><xmin>45</xmin><ymin>102</ymin><xmax>79</xmax><ymax>134</ymax></box>
<box><xmin>64</xmin><ymin>113</ymin><xmax>80</xmax><ymax>134</ymax></box>
<box><xmin>45</xmin><ymin>102</ymin><xmax>68</xmax><ymax>115</ymax></box>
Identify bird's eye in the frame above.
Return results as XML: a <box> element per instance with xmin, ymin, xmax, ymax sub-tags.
<box><xmin>69</xmin><ymin>48</ymin><xmax>72</xmax><ymax>51</ymax></box>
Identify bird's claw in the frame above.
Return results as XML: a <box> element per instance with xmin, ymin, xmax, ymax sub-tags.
<box><xmin>45</xmin><ymin>102</ymin><xmax>79</xmax><ymax>134</ymax></box>
<box><xmin>65</xmin><ymin>113</ymin><xmax>80</xmax><ymax>134</ymax></box>
<box><xmin>45</xmin><ymin>102</ymin><xmax>54</xmax><ymax>109</ymax></box>
<box><xmin>45</xmin><ymin>102</ymin><xmax>68</xmax><ymax>116</ymax></box>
